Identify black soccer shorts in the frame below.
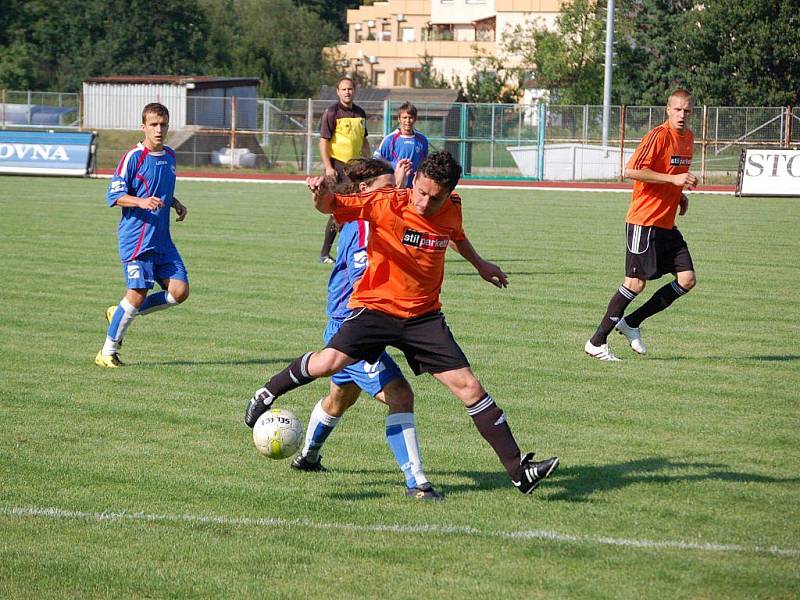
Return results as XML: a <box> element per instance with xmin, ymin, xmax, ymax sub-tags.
<box><xmin>327</xmin><ymin>308</ymin><xmax>471</xmax><ymax>375</ymax></box>
<box><xmin>625</xmin><ymin>223</ymin><xmax>694</xmax><ymax>280</ymax></box>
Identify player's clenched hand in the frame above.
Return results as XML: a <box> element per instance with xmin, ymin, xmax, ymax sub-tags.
<box><xmin>306</xmin><ymin>176</ymin><xmax>327</xmax><ymax>194</ymax></box>
<box><xmin>139</xmin><ymin>195</ymin><xmax>164</xmax><ymax>211</ymax></box>
<box><xmin>478</xmin><ymin>260</ymin><xmax>508</xmax><ymax>289</ymax></box>
<box><xmin>173</xmin><ymin>198</ymin><xmax>188</xmax><ymax>221</ymax></box>
<box><xmin>678</xmin><ymin>193</ymin><xmax>689</xmax><ymax>216</ymax></box>
<box><xmin>394</xmin><ymin>158</ymin><xmax>412</xmax><ymax>187</ymax></box>
<box><xmin>674</xmin><ymin>171</ymin><xmax>697</xmax><ymax>190</ymax></box>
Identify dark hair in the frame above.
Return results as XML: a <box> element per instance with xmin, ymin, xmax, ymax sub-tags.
<box><xmin>338</xmin><ymin>158</ymin><xmax>394</xmax><ymax>193</ymax></box>
<box><xmin>417</xmin><ymin>151</ymin><xmax>462</xmax><ymax>192</ymax></box>
<box><xmin>337</xmin><ymin>76</ymin><xmax>355</xmax><ymax>89</ymax></box>
<box><xmin>398</xmin><ymin>102</ymin><xmax>417</xmax><ymax>118</ymax></box>
<box><xmin>142</xmin><ymin>102</ymin><xmax>169</xmax><ymax>123</ymax></box>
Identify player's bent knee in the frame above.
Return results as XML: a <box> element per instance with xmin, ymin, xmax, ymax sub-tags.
<box><xmin>677</xmin><ymin>273</ymin><xmax>696</xmax><ymax>290</ymax></box>
<box><xmin>380</xmin><ymin>378</ymin><xmax>414</xmax><ymax>412</ymax></box>
<box><xmin>309</xmin><ymin>349</ymin><xmax>352</xmax><ymax>377</ymax></box>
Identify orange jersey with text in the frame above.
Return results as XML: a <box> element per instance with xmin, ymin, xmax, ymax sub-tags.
<box><xmin>332</xmin><ymin>187</ymin><xmax>466</xmax><ymax>318</ymax></box>
<box><xmin>625</xmin><ymin>122</ymin><xmax>694</xmax><ymax>229</ymax></box>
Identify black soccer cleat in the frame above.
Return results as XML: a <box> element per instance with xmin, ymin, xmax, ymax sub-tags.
<box><xmin>404</xmin><ymin>482</ymin><xmax>444</xmax><ymax>501</ymax></box>
<box><xmin>290</xmin><ymin>454</ymin><xmax>326</xmax><ymax>472</ymax></box>
<box><xmin>244</xmin><ymin>387</ymin><xmax>275</xmax><ymax>428</ymax></box>
<box><xmin>512</xmin><ymin>452</ymin><xmax>559</xmax><ymax>494</ymax></box>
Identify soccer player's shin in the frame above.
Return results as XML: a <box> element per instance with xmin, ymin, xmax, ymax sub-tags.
<box><xmin>386</xmin><ymin>412</ymin><xmax>428</xmax><ymax>488</ymax></box>
<box><xmin>590</xmin><ymin>285</ymin><xmax>638</xmax><ymax>346</ymax></box>
<box><xmin>467</xmin><ymin>394</ymin><xmax>521</xmax><ymax>479</ymax></box>
<box><xmin>299</xmin><ymin>399</ymin><xmax>340</xmax><ymax>462</ymax></box>
<box><xmin>138</xmin><ymin>291</ymin><xmax>178</xmax><ymax>315</ymax></box>
<box><xmin>245</xmin><ymin>352</ymin><xmax>317</xmax><ymax>427</ymax></box>
<box><xmin>102</xmin><ymin>297</ymin><xmax>138</xmax><ymax>355</ymax></box>
<box><xmin>624</xmin><ymin>280</ymin><xmax>688</xmax><ymax>327</ymax></box>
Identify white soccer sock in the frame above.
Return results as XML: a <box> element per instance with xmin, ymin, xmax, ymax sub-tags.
<box><xmin>102</xmin><ymin>297</ymin><xmax>138</xmax><ymax>355</ymax></box>
<box><xmin>302</xmin><ymin>399</ymin><xmax>340</xmax><ymax>461</ymax></box>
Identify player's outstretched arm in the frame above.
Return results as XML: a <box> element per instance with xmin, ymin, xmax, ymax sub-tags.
<box><xmin>307</xmin><ymin>176</ymin><xmax>335</xmax><ymax>213</ymax></box>
<box><xmin>172</xmin><ymin>197</ymin><xmax>188</xmax><ymax>221</ymax></box>
<box><xmin>453</xmin><ymin>237</ymin><xmax>508</xmax><ymax>289</ymax></box>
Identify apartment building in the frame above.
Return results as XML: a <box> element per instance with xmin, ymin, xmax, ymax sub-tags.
<box><xmin>333</xmin><ymin>0</ymin><xmax>565</xmax><ymax>88</ymax></box>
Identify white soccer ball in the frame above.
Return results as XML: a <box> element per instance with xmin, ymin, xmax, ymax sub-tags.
<box><xmin>252</xmin><ymin>408</ymin><xmax>304</xmax><ymax>460</ymax></box>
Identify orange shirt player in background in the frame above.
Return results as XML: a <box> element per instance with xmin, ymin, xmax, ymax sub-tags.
<box><xmin>585</xmin><ymin>89</ymin><xmax>698</xmax><ymax>361</ymax></box>
<box><xmin>245</xmin><ymin>151</ymin><xmax>559</xmax><ymax>496</ymax></box>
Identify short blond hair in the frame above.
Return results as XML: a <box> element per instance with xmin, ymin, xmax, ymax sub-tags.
<box><xmin>668</xmin><ymin>89</ymin><xmax>693</xmax><ymax>106</ymax></box>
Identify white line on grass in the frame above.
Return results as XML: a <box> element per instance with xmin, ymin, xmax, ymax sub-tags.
<box><xmin>3</xmin><ymin>506</ymin><xmax>796</xmax><ymax>558</ymax></box>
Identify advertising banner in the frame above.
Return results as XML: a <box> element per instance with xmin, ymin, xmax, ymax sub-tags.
<box><xmin>736</xmin><ymin>147</ymin><xmax>800</xmax><ymax>197</ymax></box>
<box><xmin>0</xmin><ymin>131</ymin><xmax>96</xmax><ymax>176</ymax></box>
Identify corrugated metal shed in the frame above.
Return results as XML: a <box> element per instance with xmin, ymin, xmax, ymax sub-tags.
<box><xmin>82</xmin><ymin>76</ymin><xmax>261</xmax><ymax>130</ymax></box>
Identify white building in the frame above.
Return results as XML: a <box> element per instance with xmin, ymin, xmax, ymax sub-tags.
<box><xmin>333</xmin><ymin>0</ymin><xmax>564</xmax><ymax>88</ymax></box>
<box><xmin>82</xmin><ymin>76</ymin><xmax>261</xmax><ymax>130</ymax></box>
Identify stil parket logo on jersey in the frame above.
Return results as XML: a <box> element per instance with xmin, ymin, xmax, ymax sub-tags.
<box><xmin>670</xmin><ymin>155</ymin><xmax>692</xmax><ymax>166</ymax></box>
<box><xmin>402</xmin><ymin>228</ymin><xmax>449</xmax><ymax>252</ymax></box>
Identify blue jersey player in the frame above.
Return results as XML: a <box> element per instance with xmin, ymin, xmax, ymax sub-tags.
<box><xmin>373</xmin><ymin>102</ymin><xmax>428</xmax><ymax>188</ymax></box>
<box><xmin>95</xmin><ymin>103</ymin><xmax>190</xmax><ymax>368</ymax></box>
<box><xmin>279</xmin><ymin>158</ymin><xmax>442</xmax><ymax>500</ymax></box>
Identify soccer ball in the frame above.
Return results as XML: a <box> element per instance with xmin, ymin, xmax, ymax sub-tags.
<box><xmin>252</xmin><ymin>408</ymin><xmax>304</xmax><ymax>460</ymax></box>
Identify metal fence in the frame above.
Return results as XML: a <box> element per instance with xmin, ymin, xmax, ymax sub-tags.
<box><xmin>3</xmin><ymin>89</ymin><xmax>798</xmax><ymax>184</ymax></box>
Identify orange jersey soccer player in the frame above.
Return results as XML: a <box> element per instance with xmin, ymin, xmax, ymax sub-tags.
<box><xmin>585</xmin><ymin>89</ymin><xmax>698</xmax><ymax>361</ymax></box>
<box><xmin>246</xmin><ymin>151</ymin><xmax>559</xmax><ymax>495</ymax></box>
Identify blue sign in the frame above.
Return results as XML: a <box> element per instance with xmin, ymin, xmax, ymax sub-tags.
<box><xmin>0</xmin><ymin>130</ymin><xmax>96</xmax><ymax>176</ymax></box>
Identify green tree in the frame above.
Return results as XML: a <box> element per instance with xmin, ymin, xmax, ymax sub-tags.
<box><xmin>613</xmin><ymin>0</ymin><xmax>695</xmax><ymax>105</ymax></box>
<box><xmin>461</xmin><ymin>50</ymin><xmax>520</xmax><ymax>103</ymax></box>
<box><xmin>293</xmin><ymin>0</ymin><xmax>363</xmax><ymax>40</ymax></box>
<box><xmin>503</xmin><ymin>0</ymin><xmax>606</xmax><ymax>104</ymax></box>
<box><xmin>683</xmin><ymin>0</ymin><xmax>800</xmax><ymax>106</ymax></box>
<box><xmin>415</xmin><ymin>53</ymin><xmax>450</xmax><ymax>89</ymax></box>
<box><xmin>214</xmin><ymin>0</ymin><xmax>342</xmax><ymax>97</ymax></box>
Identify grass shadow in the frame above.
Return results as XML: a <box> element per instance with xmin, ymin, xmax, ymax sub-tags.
<box><xmin>545</xmin><ymin>456</ymin><xmax>800</xmax><ymax>503</ymax></box>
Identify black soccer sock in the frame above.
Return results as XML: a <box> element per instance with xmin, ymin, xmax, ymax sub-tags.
<box><xmin>467</xmin><ymin>394</ymin><xmax>522</xmax><ymax>479</ymax></box>
<box><xmin>320</xmin><ymin>216</ymin><xmax>338</xmax><ymax>257</ymax></box>
<box><xmin>590</xmin><ymin>286</ymin><xmax>638</xmax><ymax>346</ymax></box>
<box><xmin>263</xmin><ymin>352</ymin><xmax>316</xmax><ymax>399</ymax></box>
<box><xmin>624</xmin><ymin>280</ymin><xmax>689</xmax><ymax>328</ymax></box>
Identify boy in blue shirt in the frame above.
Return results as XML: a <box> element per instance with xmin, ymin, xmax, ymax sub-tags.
<box><xmin>95</xmin><ymin>103</ymin><xmax>190</xmax><ymax>367</ymax></box>
<box><xmin>374</xmin><ymin>102</ymin><xmax>428</xmax><ymax>188</ymax></box>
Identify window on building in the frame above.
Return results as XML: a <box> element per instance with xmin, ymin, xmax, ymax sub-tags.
<box><xmin>394</xmin><ymin>68</ymin><xmax>420</xmax><ymax>87</ymax></box>
<box><xmin>401</xmin><ymin>27</ymin><xmax>415</xmax><ymax>42</ymax></box>
<box><xmin>372</xmin><ymin>70</ymin><xmax>385</xmax><ymax>87</ymax></box>
<box><xmin>425</xmin><ymin>24</ymin><xmax>454</xmax><ymax>41</ymax></box>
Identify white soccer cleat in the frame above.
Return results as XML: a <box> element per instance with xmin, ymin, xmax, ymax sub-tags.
<box><xmin>584</xmin><ymin>340</ymin><xmax>621</xmax><ymax>361</ymax></box>
<box><xmin>615</xmin><ymin>318</ymin><xmax>647</xmax><ymax>354</ymax></box>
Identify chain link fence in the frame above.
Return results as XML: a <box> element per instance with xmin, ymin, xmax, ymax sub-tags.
<box><xmin>3</xmin><ymin>90</ymin><xmax>798</xmax><ymax>184</ymax></box>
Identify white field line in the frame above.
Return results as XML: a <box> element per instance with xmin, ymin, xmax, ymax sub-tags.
<box><xmin>2</xmin><ymin>506</ymin><xmax>796</xmax><ymax>558</ymax></box>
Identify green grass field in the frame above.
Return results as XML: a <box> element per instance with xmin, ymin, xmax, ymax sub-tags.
<box><xmin>1</xmin><ymin>176</ymin><xmax>798</xmax><ymax>599</ymax></box>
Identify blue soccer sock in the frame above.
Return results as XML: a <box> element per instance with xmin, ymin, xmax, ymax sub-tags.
<box><xmin>386</xmin><ymin>412</ymin><xmax>428</xmax><ymax>489</ymax></box>
<box><xmin>301</xmin><ymin>399</ymin><xmax>340</xmax><ymax>461</ymax></box>
<box><xmin>102</xmin><ymin>297</ymin><xmax>138</xmax><ymax>355</ymax></box>
<box><xmin>138</xmin><ymin>291</ymin><xmax>178</xmax><ymax>316</ymax></box>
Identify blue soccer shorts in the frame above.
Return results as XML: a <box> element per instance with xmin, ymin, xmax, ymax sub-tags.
<box><xmin>122</xmin><ymin>246</ymin><xmax>189</xmax><ymax>290</ymax></box>
<box><xmin>324</xmin><ymin>318</ymin><xmax>403</xmax><ymax>397</ymax></box>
